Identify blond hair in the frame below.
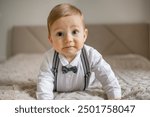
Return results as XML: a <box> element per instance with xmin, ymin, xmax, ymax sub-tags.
<box><xmin>47</xmin><ymin>3</ymin><xmax>84</xmax><ymax>35</ymax></box>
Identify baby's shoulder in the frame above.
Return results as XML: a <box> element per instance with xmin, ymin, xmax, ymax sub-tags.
<box><xmin>83</xmin><ymin>45</ymin><xmax>103</xmax><ymax>66</ymax></box>
<box><xmin>84</xmin><ymin>44</ymin><xmax>101</xmax><ymax>57</ymax></box>
<box><xmin>43</xmin><ymin>48</ymin><xmax>55</xmax><ymax>61</ymax></box>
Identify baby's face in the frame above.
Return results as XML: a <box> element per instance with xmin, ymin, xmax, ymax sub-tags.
<box><xmin>49</xmin><ymin>15</ymin><xmax>87</xmax><ymax>62</ymax></box>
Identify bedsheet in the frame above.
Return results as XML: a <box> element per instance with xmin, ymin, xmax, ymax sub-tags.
<box><xmin>0</xmin><ymin>54</ymin><xmax>150</xmax><ymax>100</ymax></box>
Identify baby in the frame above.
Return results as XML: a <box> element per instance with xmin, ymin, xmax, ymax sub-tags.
<box><xmin>36</xmin><ymin>3</ymin><xmax>121</xmax><ymax>100</ymax></box>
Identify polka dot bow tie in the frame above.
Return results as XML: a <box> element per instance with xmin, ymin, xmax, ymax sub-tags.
<box><xmin>62</xmin><ymin>66</ymin><xmax>78</xmax><ymax>74</ymax></box>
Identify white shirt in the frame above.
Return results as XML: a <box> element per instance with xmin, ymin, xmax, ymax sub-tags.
<box><xmin>36</xmin><ymin>45</ymin><xmax>121</xmax><ymax>99</ymax></box>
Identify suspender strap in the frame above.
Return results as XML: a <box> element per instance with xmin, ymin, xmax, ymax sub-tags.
<box><xmin>81</xmin><ymin>47</ymin><xmax>91</xmax><ymax>90</ymax></box>
<box><xmin>51</xmin><ymin>51</ymin><xmax>59</xmax><ymax>91</ymax></box>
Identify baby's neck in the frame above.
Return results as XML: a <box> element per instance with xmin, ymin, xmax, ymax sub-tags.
<box><xmin>61</xmin><ymin>50</ymin><xmax>81</xmax><ymax>63</ymax></box>
<box><xmin>65</xmin><ymin>55</ymin><xmax>76</xmax><ymax>63</ymax></box>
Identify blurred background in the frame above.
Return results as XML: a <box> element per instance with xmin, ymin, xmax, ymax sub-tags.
<box><xmin>0</xmin><ymin>0</ymin><xmax>150</xmax><ymax>61</ymax></box>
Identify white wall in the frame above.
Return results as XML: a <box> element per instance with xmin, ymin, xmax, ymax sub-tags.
<box><xmin>75</xmin><ymin>0</ymin><xmax>150</xmax><ymax>24</ymax></box>
<box><xmin>0</xmin><ymin>0</ymin><xmax>150</xmax><ymax>61</ymax></box>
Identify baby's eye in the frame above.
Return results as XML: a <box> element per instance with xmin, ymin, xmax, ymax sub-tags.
<box><xmin>56</xmin><ymin>32</ymin><xmax>64</xmax><ymax>37</ymax></box>
<box><xmin>72</xmin><ymin>29</ymin><xmax>79</xmax><ymax>35</ymax></box>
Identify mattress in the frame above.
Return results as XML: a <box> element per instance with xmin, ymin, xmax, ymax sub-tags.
<box><xmin>0</xmin><ymin>54</ymin><xmax>150</xmax><ymax>100</ymax></box>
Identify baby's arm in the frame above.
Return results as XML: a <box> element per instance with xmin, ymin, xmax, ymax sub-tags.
<box><xmin>94</xmin><ymin>58</ymin><xmax>121</xmax><ymax>100</ymax></box>
<box><xmin>36</xmin><ymin>55</ymin><xmax>54</xmax><ymax>100</ymax></box>
<box><xmin>101</xmin><ymin>71</ymin><xmax>121</xmax><ymax>100</ymax></box>
<box><xmin>91</xmin><ymin>50</ymin><xmax>121</xmax><ymax>100</ymax></box>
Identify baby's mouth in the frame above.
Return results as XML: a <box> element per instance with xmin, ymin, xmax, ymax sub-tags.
<box><xmin>64</xmin><ymin>46</ymin><xmax>73</xmax><ymax>49</ymax></box>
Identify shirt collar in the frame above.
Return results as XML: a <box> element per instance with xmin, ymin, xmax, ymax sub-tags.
<box><xmin>59</xmin><ymin>50</ymin><xmax>81</xmax><ymax>67</ymax></box>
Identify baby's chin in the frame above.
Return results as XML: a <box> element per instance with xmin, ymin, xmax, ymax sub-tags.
<box><xmin>62</xmin><ymin>47</ymin><xmax>78</xmax><ymax>54</ymax></box>
<box><xmin>63</xmin><ymin>51</ymin><xmax>77</xmax><ymax>57</ymax></box>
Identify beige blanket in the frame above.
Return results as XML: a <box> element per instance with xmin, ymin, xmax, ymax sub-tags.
<box><xmin>0</xmin><ymin>54</ymin><xmax>150</xmax><ymax>100</ymax></box>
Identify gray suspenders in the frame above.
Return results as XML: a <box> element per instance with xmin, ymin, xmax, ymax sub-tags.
<box><xmin>80</xmin><ymin>47</ymin><xmax>91</xmax><ymax>90</ymax></box>
<box><xmin>51</xmin><ymin>47</ymin><xmax>91</xmax><ymax>91</ymax></box>
<box><xmin>51</xmin><ymin>51</ymin><xmax>59</xmax><ymax>92</ymax></box>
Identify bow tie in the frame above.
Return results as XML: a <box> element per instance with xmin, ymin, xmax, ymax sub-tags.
<box><xmin>62</xmin><ymin>66</ymin><xmax>78</xmax><ymax>74</ymax></box>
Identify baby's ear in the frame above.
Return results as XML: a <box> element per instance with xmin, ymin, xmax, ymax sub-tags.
<box><xmin>84</xmin><ymin>28</ymin><xmax>88</xmax><ymax>41</ymax></box>
<box><xmin>48</xmin><ymin>35</ymin><xmax>53</xmax><ymax>44</ymax></box>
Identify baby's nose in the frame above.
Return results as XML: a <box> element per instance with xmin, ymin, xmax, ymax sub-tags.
<box><xmin>64</xmin><ymin>33</ymin><xmax>73</xmax><ymax>42</ymax></box>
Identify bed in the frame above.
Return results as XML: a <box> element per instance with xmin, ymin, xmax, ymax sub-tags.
<box><xmin>0</xmin><ymin>24</ymin><xmax>150</xmax><ymax>100</ymax></box>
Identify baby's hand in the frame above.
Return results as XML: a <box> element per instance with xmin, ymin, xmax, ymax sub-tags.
<box><xmin>108</xmin><ymin>97</ymin><xmax>121</xmax><ymax>100</ymax></box>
